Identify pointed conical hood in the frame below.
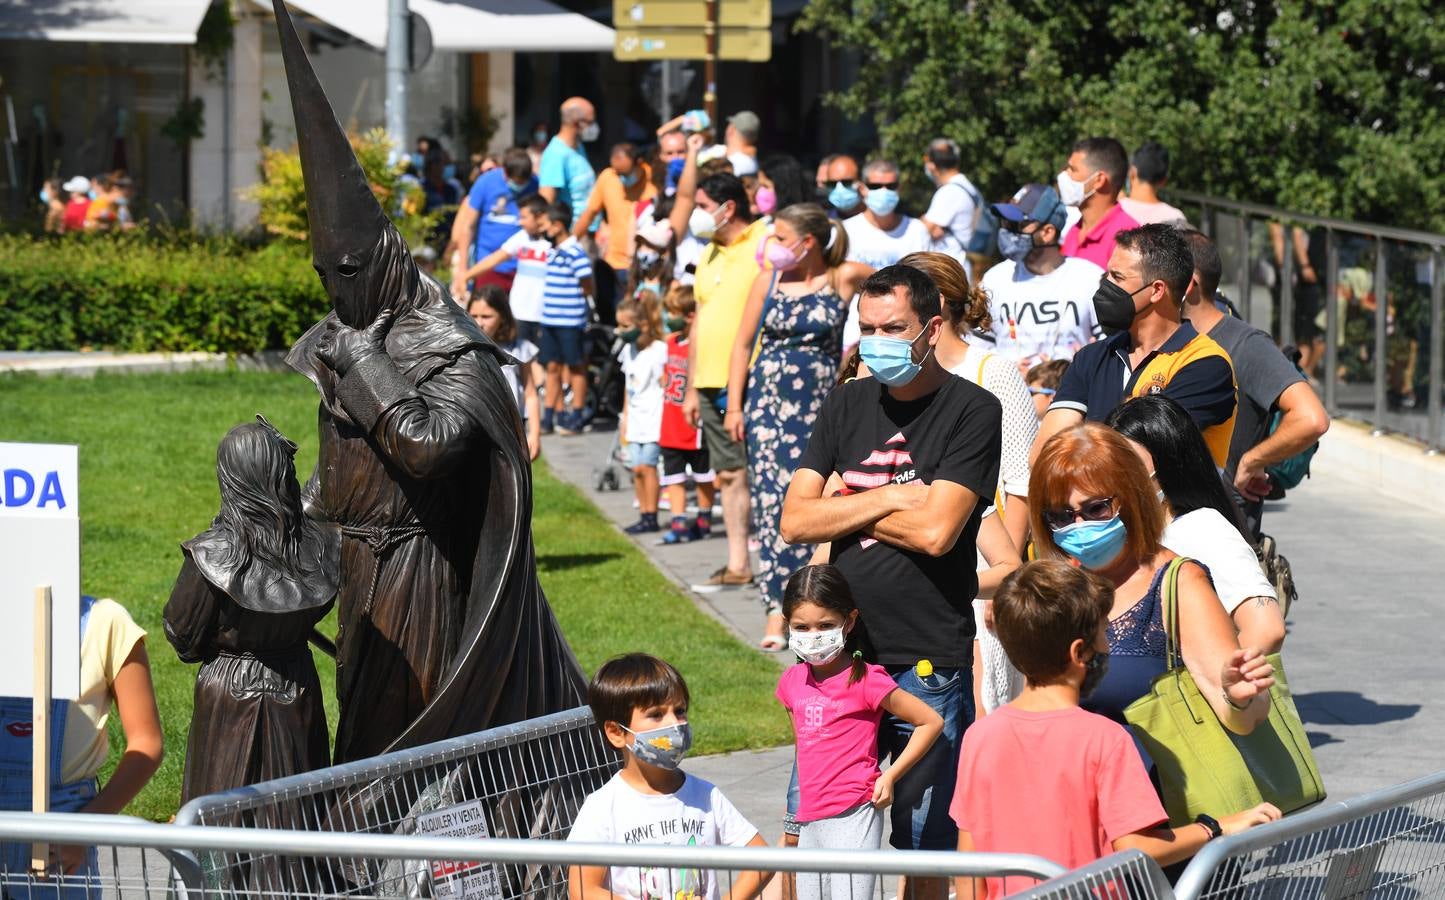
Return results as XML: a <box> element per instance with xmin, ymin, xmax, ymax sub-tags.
<box><xmin>272</xmin><ymin>0</ymin><xmax>390</xmax><ymax>261</ymax></box>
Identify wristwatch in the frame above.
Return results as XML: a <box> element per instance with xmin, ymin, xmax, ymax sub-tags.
<box><xmin>1195</xmin><ymin>813</ymin><xmax>1223</xmax><ymax>840</ymax></box>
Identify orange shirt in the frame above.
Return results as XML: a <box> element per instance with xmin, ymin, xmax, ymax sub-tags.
<box><xmin>585</xmin><ymin>164</ymin><xmax>657</xmax><ymax>270</ymax></box>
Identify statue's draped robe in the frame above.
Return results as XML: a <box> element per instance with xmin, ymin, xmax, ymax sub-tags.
<box><xmin>288</xmin><ymin>283</ymin><xmax>585</xmax><ymax>763</ymax></box>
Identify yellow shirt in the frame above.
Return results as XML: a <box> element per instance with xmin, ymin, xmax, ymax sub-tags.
<box><xmin>693</xmin><ymin>218</ymin><xmax>767</xmax><ymax>389</ymax></box>
<box><xmin>60</xmin><ymin>598</ymin><xmax>146</xmax><ymax>784</ymax></box>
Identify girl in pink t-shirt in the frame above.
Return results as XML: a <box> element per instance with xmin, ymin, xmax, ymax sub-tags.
<box><xmin>775</xmin><ymin>565</ymin><xmax>942</xmax><ymax>900</ymax></box>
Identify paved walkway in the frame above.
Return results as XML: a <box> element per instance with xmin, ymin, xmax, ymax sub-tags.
<box><xmin>541</xmin><ymin>424</ymin><xmax>1445</xmax><ymax>837</ymax></box>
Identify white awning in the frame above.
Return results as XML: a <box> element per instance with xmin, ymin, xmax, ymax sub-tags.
<box><xmin>0</xmin><ymin>0</ymin><xmax>213</xmax><ymax>44</ymax></box>
<box><xmin>271</xmin><ymin>0</ymin><xmax>614</xmax><ymax>53</ymax></box>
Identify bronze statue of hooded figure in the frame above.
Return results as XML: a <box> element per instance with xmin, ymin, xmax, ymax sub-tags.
<box><xmin>164</xmin><ymin>416</ymin><xmax>340</xmax><ymax>802</ymax></box>
<box><xmin>270</xmin><ymin>0</ymin><xmax>585</xmax><ymax>764</ymax></box>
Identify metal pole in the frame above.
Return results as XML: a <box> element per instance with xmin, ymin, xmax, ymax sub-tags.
<box><xmin>1428</xmin><ymin>249</ymin><xmax>1443</xmax><ymax>453</ymax></box>
<box><xmin>1372</xmin><ymin>238</ymin><xmax>1389</xmax><ymax>434</ymax></box>
<box><xmin>385</xmin><ymin>0</ymin><xmax>409</xmax><ymax>160</ymax></box>
<box><xmin>1200</xmin><ymin>203</ymin><xmax>1212</xmax><ymax>239</ymax></box>
<box><xmin>703</xmin><ymin>0</ymin><xmax>718</xmax><ymax>122</ymax></box>
<box><xmin>1237</xmin><ymin>215</ymin><xmax>1251</xmax><ymax>323</ymax></box>
<box><xmin>1323</xmin><ymin>229</ymin><xmax>1339</xmax><ymax>413</ymax></box>
<box><xmin>660</xmin><ymin>61</ymin><xmax>672</xmax><ymax>123</ymax></box>
<box><xmin>1279</xmin><ymin>225</ymin><xmax>1295</xmax><ymax>348</ymax></box>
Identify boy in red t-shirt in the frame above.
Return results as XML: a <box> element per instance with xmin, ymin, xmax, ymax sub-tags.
<box><xmin>658</xmin><ymin>286</ymin><xmax>716</xmax><ymax>545</ymax></box>
<box><xmin>950</xmin><ymin>561</ymin><xmax>1281</xmax><ymax>899</ymax></box>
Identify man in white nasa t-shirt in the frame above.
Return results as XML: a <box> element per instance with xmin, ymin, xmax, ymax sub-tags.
<box><xmin>980</xmin><ymin>183</ymin><xmax>1103</xmax><ymax>370</ymax></box>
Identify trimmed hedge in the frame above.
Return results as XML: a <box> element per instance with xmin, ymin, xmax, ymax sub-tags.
<box><xmin>0</xmin><ymin>234</ymin><xmax>329</xmax><ymax>354</ymax></box>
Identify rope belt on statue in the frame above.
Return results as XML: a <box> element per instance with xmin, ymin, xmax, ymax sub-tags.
<box><xmin>340</xmin><ymin>524</ymin><xmax>428</xmax><ymax>617</ymax></box>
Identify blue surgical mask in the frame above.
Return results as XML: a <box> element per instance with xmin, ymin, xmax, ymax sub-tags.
<box><xmin>621</xmin><ymin>722</ymin><xmax>692</xmax><ymax>770</ymax></box>
<box><xmin>620</xmin><ymin>171</ymin><xmax>639</xmax><ymax>188</ymax></box>
<box><xmin>39</xmin><ymin>189</ymin><xmax>50</xmax><ymax>205</ymax></box>
<box><xmin>1052</xmin><ymin>516</ymin><xmax>1128</xmax><ymax>570</ymax></box>
<box><xmin>997</xmin><ymin>229</ymin><xmax>1036</xmax><ymax>262</ymax></box>
<box><xmin>507</xmin><ymin>179</ymin><xmax>529</xmax><ymax>193</ymax></box>
<box><xmin>865</xmin><ymin>187</ymin><xmax>901</xmax><ymax>216</ymax></box>
<box><xmin>410</xmin><ymin>152</ymin><xmax>425</xmax><ymax>171</ymax></box>
<box><xmin>828</xmin><ymin>181</ymin><xmax>861</xmax><ymax>212</ymax></box>
<box><xmin>443</xmin><ymin>163</ymin><xmax>456</xmax><ymax>181</ymax></box>
<box><xmin>88</xmin><ymin>189</ymin><xmax>97</xmax><ymax>201</ymax></box>
<box><xmin>858</xmin><ymin>327</ymin><xmax>931</xmax><ymax>387</ymax></box>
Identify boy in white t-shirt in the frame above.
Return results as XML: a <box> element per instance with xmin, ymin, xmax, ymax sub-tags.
<box><xmin>568</xmin><ymin>654</ymin><xmax>768</xmax><ymax>900</ymax></box>
<box><xmin>463</xmin><ymin>193</ymin><xmax>553</xmax><ymax>339</ymax></box>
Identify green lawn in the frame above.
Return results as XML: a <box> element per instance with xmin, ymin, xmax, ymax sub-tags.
<box><xmin>0</xmin><ymin>369</ymin><xmax>789</xmax><ymax>821</ymax></box>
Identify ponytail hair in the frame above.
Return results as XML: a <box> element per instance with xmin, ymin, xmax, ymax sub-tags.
<box><xmin>782</xmin><ymin>564</ymin><xmax>866</xmax><ymax>684</ymax></box>
<box><xmin>899</xmin><ymin>250</ymin><xmax>991</xmax><ymax>332</ymax></box>
<box><xmin>774</xmin><ymin>202</ymin><xmax>849</xmax><ymax>271</ymax></box>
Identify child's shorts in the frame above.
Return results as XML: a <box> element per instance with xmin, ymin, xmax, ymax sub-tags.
<box><xmin>660</xmin><ymin>446</ymin><xmax>714</xmax><ymax>485</ymax></box>
<box><xmin>625</xmin><ymin>441</ymin><xmax>661</xmax><ymax>469</ymax></box>
<box><xmin>539</xmin><ymin>324</ymin><xmax>586</xmax><ymax>366</ymax></box>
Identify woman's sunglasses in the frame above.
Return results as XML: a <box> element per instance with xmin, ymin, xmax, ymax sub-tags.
<box><xmin>1042</xmin><ymin>496</ymin><xmax>1117</xmax><ymax>531</ymax></box>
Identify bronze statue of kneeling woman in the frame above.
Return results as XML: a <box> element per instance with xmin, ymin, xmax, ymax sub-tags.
<box><xmin>165</xmin><ymin>416</ymin><xmax>340</xmax><ymax>804</ymax></box>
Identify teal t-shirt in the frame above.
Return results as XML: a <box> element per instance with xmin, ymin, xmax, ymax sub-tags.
<box><xmin>537</xmin><ymin>136</ymin><xmax>596</xmax><ymax>227</ymax></box>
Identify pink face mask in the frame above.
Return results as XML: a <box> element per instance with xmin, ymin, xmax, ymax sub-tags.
<box><xmin>757</xmin><ymin>233</ymin><xmax>806</xmax><ymax>271</ymax></box>
<box><xmin>755</xmin><ymin>185</ymin><xmax>778</xmax><ymax>215</ymax></box>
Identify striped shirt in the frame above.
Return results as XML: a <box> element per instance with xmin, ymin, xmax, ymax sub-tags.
<box><xmin>541</xmin><ymin>237</ymin><xmax>593</xmax><ymax>328</ymax></box>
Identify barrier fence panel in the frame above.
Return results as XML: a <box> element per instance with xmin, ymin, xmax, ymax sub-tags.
<box><xmin>1174</xmin><ymin>770</ymin><xmax>1445</xmax><ymax>900</ymax></box>
<box><xmin>0</xmin><ymin>813</ymin><xmax>1069</xmax><ymax>900</ymax></box>
<box><xmin>175</xmin><ymin>706</ymin><xmax>620</xmax><ymax>898</ymax></box>
<box><xmin>0</xmin><ymin>812</ymin><xmax>204</xmax><ymax>898</ymax></box>
<box><xmin>1011</xmin><ymin>850</ymin><xmax>1174</xmax><ymax>900</ymax></box>
<box><xmin>1169</xmin><ymin>190</ymin><xmax>1445</xmax><ymax>450</ymax></box>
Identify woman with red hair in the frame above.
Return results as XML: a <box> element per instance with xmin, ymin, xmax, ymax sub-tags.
<box><xmin>1028</xmin><ymin>422</ymin><xmax>1275</xmax><ymax>736</ymax></box>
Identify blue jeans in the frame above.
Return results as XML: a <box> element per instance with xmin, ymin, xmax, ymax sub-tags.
<box><xmin>878</xmin><ymin>664</ymin><xmax>972</xmax><ymax>850</ymax></box>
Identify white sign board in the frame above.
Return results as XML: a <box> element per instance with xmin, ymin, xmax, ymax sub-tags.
<box><xmin>416</xmin><ymin>801</ymin><xmax>503</xmax><ymax>900</ymax></box>
<box><xmin>0</xmin><ymin>443</ymin><xmax>80</xmax><ymax>700</ymax></box>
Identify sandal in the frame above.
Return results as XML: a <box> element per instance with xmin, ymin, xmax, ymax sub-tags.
<box><xmin>759</xmin><ymin>634</ymin><xmax>789</xmax><ymax>652</ymax></box>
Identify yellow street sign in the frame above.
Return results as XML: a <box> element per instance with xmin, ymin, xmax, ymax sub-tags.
<box><xmin>613</xmin><ymin>0</ymin><xmax>771</xmax><ymax>29</ymax></box>
<box><xmin>613</xmin><ymin>27</ymin><xmax>771</xmax><ymax>62</ymax></box>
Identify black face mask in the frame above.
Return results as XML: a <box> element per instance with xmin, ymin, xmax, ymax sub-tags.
<box><xmin>1081</xmin><ymin>649</ymin><xmax>1111</xmax><ymax>699</ymax></box>
<box><xmin>1092</xmin><ymin>277</ymin><xmax>1153</xmax><ymax>335</ymax></box>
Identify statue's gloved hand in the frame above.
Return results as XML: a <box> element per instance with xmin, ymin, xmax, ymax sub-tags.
<box><xmin>318</xmin><ymin>308</ymin><xmax>395</xmax><ymax>375</ymax></box>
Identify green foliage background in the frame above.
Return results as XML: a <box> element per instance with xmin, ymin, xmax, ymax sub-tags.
<box><xmin>798</xmin><ymin>0</ymin><xmax>1445</xmax><ymax>232</ymax></box>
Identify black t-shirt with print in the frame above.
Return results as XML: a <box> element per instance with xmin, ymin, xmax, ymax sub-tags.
<box><xmin>797</xmin><ymin>374</ymin><xmax>1002</xmax><ymax>666</ymax></box>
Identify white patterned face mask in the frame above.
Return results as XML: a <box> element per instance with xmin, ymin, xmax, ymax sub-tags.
<box><xmin>791</xmin><ymin>627</ymin><xmax>846</xmax><ymax>666</ymax></box>
<box><xmin>621</xmin><ymin>722</ymin><xmax>692</xmax><ymax>769</ymax></box>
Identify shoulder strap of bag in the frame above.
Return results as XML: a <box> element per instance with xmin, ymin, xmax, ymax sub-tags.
<box><xmin>1161</xmin><ymin>557</ymin><xmax>1188</xmax><ymax>671</ymax></box>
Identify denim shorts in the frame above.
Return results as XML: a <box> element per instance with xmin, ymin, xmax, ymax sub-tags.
<box><xmin>625</xmin><ymin>441</ymin><xmax>661</xmax><ymax>469</ymax></box>
<box><xmin>878</xmin><ymin>664</ymin><xmax>973</xmax><ymax>850</ymax></box>
<box><xmin>539</xmin><ymin>324</ymin><xmax>586</xmax><ymax>366</ymax></box>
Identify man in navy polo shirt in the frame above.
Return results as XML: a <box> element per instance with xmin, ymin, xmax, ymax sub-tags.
<box><xmin>1030</xmin><ymin>223</ymin><xmax>1237</xmax><ymax>466</ymax></box>
<box><xmin>449</xmin><ymin>147</ymin><xmax>538</xmax><ymax>299</ymax></box>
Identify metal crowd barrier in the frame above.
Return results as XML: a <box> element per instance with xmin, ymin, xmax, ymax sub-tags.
<box><xmin>1174</xmin><ymin>769</ymin><xmax>1445</xmax><ymax>900</ymax></box>
<box><xmin>0</xmin><ymin>813</ymin><xmax>1067</xmax><ymax>900</ymax></box>
<box><xmin>1013</xmin><ymin>849</ymin><xmax>1173</xmax><ymax>899</ymax></box>
<box><xmin>175</xmin><ymin>706</ymin><xmax>619</xmax><ymax>896</ymax></box>
<box><xmin>1166</xmin><ymin>189</ymin><xmax>1445</xmax><ymax>450</ymax></box>
<box><xmin>0</xmin><ymin>812</ymin><xmax>203</xmax><ymax>898</ymax></box>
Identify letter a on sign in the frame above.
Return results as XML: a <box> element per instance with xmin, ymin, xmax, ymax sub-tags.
<box><xmin>0</xmin><ymin>443</ymin><xmax>81</xmax><ymax>700</ymax></box>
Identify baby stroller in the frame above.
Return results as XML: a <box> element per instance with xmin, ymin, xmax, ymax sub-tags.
<box><xmin>584</xmin><ymin>321</ymin><xmax>626</xmax><ymax>426</ymax></box>
<box><xmin>593</xmin><ymin>432</ymin><xmax>625</xmax><ymax>492</ymax></box>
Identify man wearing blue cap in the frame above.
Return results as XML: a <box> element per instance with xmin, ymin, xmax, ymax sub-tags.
<box><xmin>980</xmin><ymin>183</ymin><xmax>1105</xmax><ymax>370</ymax></box>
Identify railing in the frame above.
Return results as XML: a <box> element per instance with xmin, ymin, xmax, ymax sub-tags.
<box><xmin>176</xmin><ymin>706</ymin><xmax>619</xmax><ymax>896</ymax></box>
<box><xmin>0</xmin><ymin>813</ymin><xmax>1068</xmax><ymax>900</ymax></box>
<box><xmin>1167</xmin><ymin>189</ymin><xmax>1445</xmax><ymax>450</ymax></box>
<box><xmin>1012</xmin><ymin>849</ymin><xmax>1174</xmax><ymax>899</ymax></box>
<box><xmin>1173</xmin><ymin>768</ymin><xmax>1445</xmax><ymax>900</ymax></box>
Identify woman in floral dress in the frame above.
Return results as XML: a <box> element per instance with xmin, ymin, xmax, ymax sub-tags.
<box><xmin>725</xmin><ymin>203</ymin><xmax>874</xmax><ymax>648</ymax></box>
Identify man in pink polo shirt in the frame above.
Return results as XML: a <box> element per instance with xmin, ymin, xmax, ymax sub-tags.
<box><xmin>1058</xmin><ymin>137</ymin><xmax>1139</xmax><ymax>269</ymax></box>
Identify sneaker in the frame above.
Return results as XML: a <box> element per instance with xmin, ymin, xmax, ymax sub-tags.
<box><xmin>556</xmin><ymin>410</ymin><xmax>582</xmax><ymax>435</ymax></box>
<box><xmin>691</xmin><ymin>566</ymin><xmax>753</xmax><ymax>593</ymax></box>
<box><xmin>578</xmin><ymin>405</ymin><xmax>596</xmax><ymax>429</ymax></box>
<box><xmin>660</xmin><ymin>524</ymin><xmax>693</xmax><ymax>545</ymax></box>
<box><xmin>624</xmin><ymin>516</ymin><xmax>660</xmax><ymax>534</ymax></box>
<box><xmin>540</xmin><ymin>409</ymin><xmax>555</xmax><ymax>435</ymax></box>
<box><xmin>688</xmin><ymin>522</ymin><xmax>710</xmax><ymax>541</ymax></box>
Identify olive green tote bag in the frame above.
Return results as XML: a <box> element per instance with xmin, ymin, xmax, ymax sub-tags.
<box><xmin>1124</xmin><ymin>558</ymin><xmax>1326</xmax><ymax>825</ymax></box>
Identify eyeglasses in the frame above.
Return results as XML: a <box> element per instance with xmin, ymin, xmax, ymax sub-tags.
<box><xmin>1042</xmin><ymin>496</ymin><xmax>1117</xmax><ymax>531</ymax></box>
<box><xmin>821</xmin><ymin>179</ymin><xmax>858</xmax><ymax>190</ymax></box>
<box><xmin>864</xmin><ymin>182</ymin><xmax>898</xmax><ymax>190</ymax></box>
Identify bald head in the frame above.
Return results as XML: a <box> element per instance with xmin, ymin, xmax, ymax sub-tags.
<box><xmin>561</xmin><ymin>97</ymin><xmax>595</xmax><ymax>124</ymax></box>
<box><xmin>826</xmin><ymin>155</ymin><xmax>860</xmax><ymax>183</ymax></box>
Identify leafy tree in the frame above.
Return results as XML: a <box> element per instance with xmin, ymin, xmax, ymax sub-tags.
<box><xmin>798</xmin><ymin>0</ymin><xmax>1445</xmax><ymax>232</ymax></box>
